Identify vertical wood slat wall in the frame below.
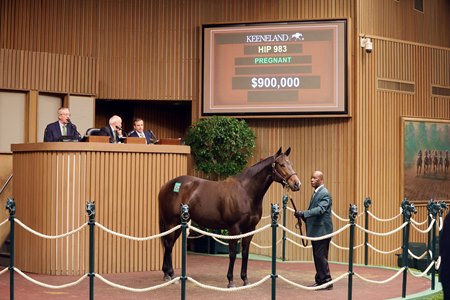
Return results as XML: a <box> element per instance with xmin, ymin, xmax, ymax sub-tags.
<box><xmin>1</xmin><ymin>0</ymin><xmax>450</xmax><ymax>269</ymax></box>
<box><xmin>12</xmin><ymin>144</ymin><xmax>188</xmax><ymax>275</ymax></box>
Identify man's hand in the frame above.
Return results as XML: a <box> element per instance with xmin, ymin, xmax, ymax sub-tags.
<box><xmin>294</xmin><ymin>210</ymin><xmax>304</xmax><ymax>219</ymax></box>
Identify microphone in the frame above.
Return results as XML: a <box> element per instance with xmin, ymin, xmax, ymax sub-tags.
<box><xmin>115</xmin><ymin>126</ymin><xmax>122</xmax><ymax>131</ymax></box>
<box><xmin>149</xmin><ymin>130</ymin><xmax>158</xmax><ymax>144</ymax></box>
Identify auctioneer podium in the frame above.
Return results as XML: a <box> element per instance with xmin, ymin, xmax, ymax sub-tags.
<box><xmin>11</xmin><ymin>142</ymin><xmax>190</xmax><ymax>275</ymax></box>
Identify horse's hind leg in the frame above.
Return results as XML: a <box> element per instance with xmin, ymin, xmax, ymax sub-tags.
<box><xmin>162</xmin><ymin>228</ymin><xmax>181</xmax><ymax>281</ymax></box>
<box><xmin>226</xmin><ymin>239</ymin><xmax>238</xmax><ymax>288</ymax></box>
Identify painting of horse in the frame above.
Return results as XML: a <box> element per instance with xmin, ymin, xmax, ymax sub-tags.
<box><xmin>158</xmin><ymin>147</ymin><xmax>301</xmax><ymax>287</ymax></box>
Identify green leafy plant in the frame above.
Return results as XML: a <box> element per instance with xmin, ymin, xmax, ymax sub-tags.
<box><xmin>185</xmin><ymin>116</ymin><xmax>256</xmax><ymax>179</ymax></box>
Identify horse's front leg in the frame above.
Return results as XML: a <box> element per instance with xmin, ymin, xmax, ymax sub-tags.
<box><xmin>240</xmin><ymin>234</ymin><xmax>254</xmax><ymax>286</ymax></box>
<box><xmin>226</xmin><ymin>238</ymin><xmax>238</xmax><ymax>288</ymax></box>
<box><xmin>162</xmin><ymin>229</ymin><xmax>181</xmax><ymax>281</ymax></box>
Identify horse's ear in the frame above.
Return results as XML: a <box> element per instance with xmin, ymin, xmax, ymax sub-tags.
<box><xmin>285</xmin><ymin>147</ymin><xmax>291</xmax><ymax>156</ymax></box>
<box><xmin>276</xmin><ymin>147</ymin><xmax>282</xmax><ymax>157</ymax></box>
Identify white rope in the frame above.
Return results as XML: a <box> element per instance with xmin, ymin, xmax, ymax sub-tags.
<box><xmin>439</xmin><ymin>216</ymin><xmax>443</xmax><ymax>231</ymax></box>
<box><xmin>250</xmin><ymin>238</ymin><xmax>283</xmax><ymax>249</ymax></box>
<box><xmin>355</xmin><ymin>222</ymin><xmax>407</xmax><ymax>236</ymax></box>
<box><xmin>367</xmin><ymin>242</ymin><xmax>402</xmax><ymax>255</ymax></box>
<box><xmin>435</xmin><ymin>256</ymin><xmax>441</xmax><ymax>269</ymax></box>
<box><xmin>187</xmin><ymin>234</ymin><xmax>205</xmax><ymax>239</ymax></box>
<box><xmin>285</xmin><ymin>237</ymin><xmax>312</xmax><ymax>248</ymax></box>
<box><xmin>367</xmin><ymin>210</ymin><xmax>402</xmax><ymax>222</ymax></box>
<box><xmin>279</xmin><ymin>223</ymin><xmax>351</xmax><ymax>241</ymax></box>
<box><xmin>407</xmin><ymin>249</ymin><xmax>429</xmax><ymax>260</ymax></box>
<box><xmin>354</xmin><ymin>267</ymin><xmax>406</xmax><ymax>284</ymax></box>
<box><xmin>187</xmin><ymin>274</ymin><xmax>271</xmax><ymax>292</ymax></box>
<box><xmin>0</xmin><ymin>267</ymin><xmax>9</xmax><ymax>276</ymax></box>
<box><xmin>0</xmin><ymin>218</ymin><xmax>8</xmax><ymax>228</ymax></box>
<box><xmin>188</xmin><ymin>223</ymin><xmax>271</xmax><ymax>240</ymax></box>
<box><xmin>260</xmin><ymin>214</ymin><xmax>271</xmax><ymax>220</ymax></box>
<box><xmin>332</xmin><ymin>210</ymin><xmax>349</xmax><ymax>222</ymax></box>
<box><xmin>95</xmin><ymin>273</ymin><xmax>180</xmax><ymax>292</ymax></box>
<box><xmin>408</xmin><ymin>261</ymin><xmax>435</xmax><ymax>277</ymax></box>
<box><xmin>277</xmin><ymin>272</ymin><xmax>348</xmax><ymax>290</ymax></box>
<box><xmin>410</xmin><ymin>215</ymin><xmax>430</xmax><ymax>226</ymax></box>
<box><xmin>14</xmin><ymin>268</ymin><xmax>87</xmax><ymax>289</ymax></box>
<box><xmin>14</xmin><ymin>219</ymin><xmax>88</xmax><ymax>239</ymax></box>
<box><xmin>411</xmin><ymin>218</ymin><xmax>435</xmax><ymax>234</ymax></box>
<box><xmin>95</xmin><ymin>222</ymin><xmax>181</xmax><ymax>241</ymax></box>
<box><xmin>330</xmin><ymin>241</ymin><xmax>365</xmax><ymax>251</ymax></box>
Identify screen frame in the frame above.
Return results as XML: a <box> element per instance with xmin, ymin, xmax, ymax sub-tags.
<box><xmin>201</xmin><ymin>19</ymin><xmax>350</xmax><ymax>118</ymax></box>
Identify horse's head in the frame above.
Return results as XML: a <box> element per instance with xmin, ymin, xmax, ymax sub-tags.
<box><xmin>272</xmin><ymin>147</ymin><xmax>301</xmax><ymax>191</ymax></box>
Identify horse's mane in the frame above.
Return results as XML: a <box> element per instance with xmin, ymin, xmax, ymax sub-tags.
<box><xmin>236</xmin><ymin>154</ymin><xmax>274</xmax><ymax>180</ymax></box>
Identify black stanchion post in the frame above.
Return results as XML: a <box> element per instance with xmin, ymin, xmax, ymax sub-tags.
<box><xmin>281</xmin><ymin>195</ymin><xmax>288</xmax><ymax>261</ymax></box>
<box><xmin>363</xmin><ymin>197</ymin><xmax>372</xmax><ymax>266</ymax></box>
<box><xmin>426</xmin><ymin>200</ymin><xmax>433</xmax><ymax>277</ymax></box>
<box><xmin>401</xmin><ymin>198</ymin><xmax>416</xmax><ymax>298</ymax></box>
<box><xmin>271</xmin><ymin>203</ymin><xmax>279</xmax><ymax>300</ymax></box>
<box><xmin>427</xmin><ymin>199</ymin><xmax>437</xmax><ymax>290</ymax></box>
<box><xmin>6</xmin><ymin>198</ymin><xmax>16</xmax><ymax>300</ymax></box>
<box><xmin>347</xmin><ymin>204</ymin><xmax>357</xmax><ymax>300</ymax></box>
<box><xmin>86</xmin><ymin>201</ymin><xmax>96</xmax><ymax>300</ymax></box>
<box><xmin>180</xmin><ymin>204</ymin><xmax>190</xmax><ymax>300</ymax></box>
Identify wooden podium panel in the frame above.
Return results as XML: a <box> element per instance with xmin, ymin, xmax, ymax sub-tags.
<box><xmin>86</xmin><ymin>135</ymin><xmax>110</xmax><ymax>143</ymax></box>
<box><xmin>124</xmin><ymin>137</ymin><xmax>146</xmax><ymax>144</ymax></box>
<box><xmin>158</xmin><ymin>138</ymin><xmax>182</xmax><ymax>145</ymax></box>
<box><xmin>11</xmin><ymin>143</ymin><xmax>190</xmax><ymax>275</ymax></box>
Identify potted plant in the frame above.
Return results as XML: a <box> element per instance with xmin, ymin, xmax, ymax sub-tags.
<box><xmin>185</xmin><ymin>116</ymin><xmax>255</xmax><ymax>253</ymax></box>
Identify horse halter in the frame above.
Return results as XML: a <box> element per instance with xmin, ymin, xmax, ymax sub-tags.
<box><xmin>271</xmin><ymin>155</ymin><xmax>297</xmax><ymax>188</ymax></box>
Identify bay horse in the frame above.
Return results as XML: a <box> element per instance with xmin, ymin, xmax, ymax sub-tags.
<box><xmin>158</xmin><ymin>147</ymin><xmax>301</xmax><ymax>287</ymax></box>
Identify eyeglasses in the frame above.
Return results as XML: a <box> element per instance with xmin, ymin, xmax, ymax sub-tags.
<box><xmin>59</xmin><ymin>113</ymin><xmax>71</xmax><ymax>116</ymax></box>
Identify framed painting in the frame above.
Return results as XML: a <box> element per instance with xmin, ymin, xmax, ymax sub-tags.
<box><xmin>401</xmin><ymin>117</ymin><xmax>450</xmax><ymax>202</ymax></box>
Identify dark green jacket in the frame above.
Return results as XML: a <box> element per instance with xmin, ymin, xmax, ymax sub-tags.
<box><xmin>303</xmin><ymin>186</ymin><xmax>333</xmax><ymax>238</ymax></box>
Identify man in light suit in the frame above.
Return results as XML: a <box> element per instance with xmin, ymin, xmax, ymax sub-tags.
<box><xmin>43</xmin><ymin>107</ymin><xmax>81</xmax><ymax>142</ymax></box>
<box><xmin>99</xmin><ymin>115</ymin><xmax>124</xmax><ymax>143</ymax></box>
<box><xmin>294</xmin><ymin>170</ymin><xmax>333</xmax><ymax>290</ymax></box>
<box><xmin>127</xmin><ymin>118</ymin><xmax>154</xmax><ymax>144</ymax></box>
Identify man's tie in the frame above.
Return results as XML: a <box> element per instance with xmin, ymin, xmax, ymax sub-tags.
<box><xmin>62</xmin><ymin>124</ymin><xmax>67</xmax><ymax>135</ymax></box>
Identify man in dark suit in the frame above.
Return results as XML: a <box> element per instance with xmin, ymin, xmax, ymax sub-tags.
<box><xmin>127</xmin><ymin>118</ymin><xmax>154</xmax><ymax>144</ymax></box>
<box><xmin>43</xmin><ymin>107</ymin><xmax>81</xmax><ymax>142</ymax></box>
<box><xmin>440</xmin><ymin>212</ymin><xmax>450</xmax><ymax>299</ymax></box>
<box><xmin>99</xmin><ymin>115</ymin><xmax>124</xmax><ymax>143</ymax></box>
<box><xmin>295</xmin><ymin>170</ymin><xmax>333</xmax><ymax>290</ymax></box>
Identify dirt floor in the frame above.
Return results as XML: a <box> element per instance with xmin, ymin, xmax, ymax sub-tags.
<box><xmin>0</xmin><ymin>252</ymin><xmax>441</xmax><ymax>300</ymax></box>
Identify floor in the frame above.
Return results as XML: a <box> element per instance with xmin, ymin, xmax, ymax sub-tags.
<box><xmin>0</xmin><ymin>252</ymin><xmax>441</xmax><ymax>300</ymax></box>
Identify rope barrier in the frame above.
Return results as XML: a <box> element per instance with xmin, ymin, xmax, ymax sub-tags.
<box><xmin>407</xmin><ymin>261</ymin><xmax>435</xmax><ymax>278</ymax></box>
<box><xmin>15</xmin><ymin>219</ymin><xmax>88</xmax><ymax>239</ymax></box>
<box><xmin>96</xmin><ymin>273</ymin><xmax>180</xmax><ymax>292</ymax></box>
<box><xmin>0</xmin><ymin>218</ymin><xmax>8</xmax><ymax>228</ymax></box>
<box><xmin>407</xmin><ymin>249</ymin><xmax>430</xmax><ymax>260</ymax></box>
<box><xmin>410</xmin><ymin>214</ymin><xmax>431</xmax><ymax>226</ymax></box>
<box><xmin>439</xmin><ymin>216</ymin><xmax>443</xmax><ymax>231</ymax></box>
<box><xmin>250</xmin><ymin>238</ymin><xmax>283</xmax><ymax>249</ymax></box>
<box><xmin>95</xmin><ymin>222</ymin><xmax>181</xmax><ymax>241</ymax></box>
<box><xmin>367</xmin><ymin>210</ymin><xmax>402</xmax><ymax>222</ymax></box>
<box><xmin>188</xmin><ymin>223</ymin><xmax>271</xmax><ymax>240</ymax></box>
<box><xmin>330</xmin><ymin>240</ymin><xmax>365</xmax><ymax>251</ymax></box>
<box><xmin>332</xmin><ymin>210</ymin><xmax>349</xmax><ymax>222</ymax></box>
<box><xmin>366</xmin><ymin>242</ymin><xmax>402</xmax><ymax>255</ymax></box>
<box><xmin>279</xmin><ymin>223</ymin><xmax>351</xmax><ymax>241</ymax></box>
<box><xmin>355</xmin><ymin>222</ymin><xmax>407</xmax><ymax>236</ymax></box>
<box><xmin>353</xmin><ymin>267</ymin><xmax>406</xmax><ymax>284</ymax></box>
<box><xmin>14</xmin><ymin>268</ymin><xmax>88</xmax><ymax>289</ymax></box>
<box><xmin>277</xmin><ymin>272</ymin><xmax>348</xmax><ymax>290</ymax></box>
<box><xmin>435</xmin><ymin>256</ymin><xmax>441</xmax><ymax>270</ymax></box>
<box><xmin>285</xmin><ymin>237</ymin><xmax>312</xmax><ymax>248</ymax></box>
<box><xmin>0</xmin><ymin>267</ymin><xmax>9</xmax><ymax>276</ymax></box>
<box><xmin>187</xmin><ymin>274</ymin><xmax>271</xmax><ymax>292</ymax></box>
<box><xmin>410</xmin><ymin>218</ymin><xmax>435</xmax><ymax>234</ymax></box>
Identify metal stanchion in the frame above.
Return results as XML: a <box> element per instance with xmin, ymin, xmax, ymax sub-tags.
<box><xmin>347</xmin><ymin>204</ymin><xmax>357</xmax><ymax>300</ymax></box>
<box><xmin>271</xmin><ymin>203</ymin><xmax>279</xmax><ymax>300</ymax></box>
<box><xmin>281</xmin><ymin>195</ymin><xmax>288</xmax><ymax>261</ymax></box>
<box><xmin>86</xmin><ymin>201</ymin><xmax>96</xmax><ymax>300</ymax></box>
<box><xmin>6</xmin><ymin>198</ymin><xmax>16</xmax><ymax>300</ymax></box>
<box><xmin>401</xmin><ymin>198</ymin><xmax>416</xmax><ymax>298</ymax></box>
<box><xmin>180</xmin><ymin>204</ymin><xmax>190</xmax><ymax>300</ymax></box>
<box><xmin>363</xmin><ymin>197</ymin><xmax>371</xmax><ymax>266</ymax></box>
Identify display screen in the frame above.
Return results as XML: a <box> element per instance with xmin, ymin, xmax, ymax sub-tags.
<box><xmin>202</xmin><ymin>20</ymin><xmax>348</xmax><ymax>116</ymax></box>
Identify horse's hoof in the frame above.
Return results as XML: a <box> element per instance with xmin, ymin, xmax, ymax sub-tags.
<box><xmin>243</xmin><ymin>279</ymin><xmax>249</xmax><ymax>286</ymax></box>
<box><xmin>163</xmin><ymin>274</ymin><xmax>172</xmax><ymax>282</ymax></box>
<box><xmin>227</xmin><ymin>281</ymin><xmax>236</xmax><ymax>288</ymax></box>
